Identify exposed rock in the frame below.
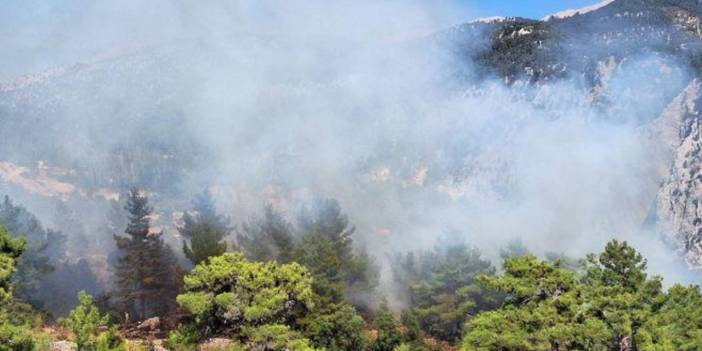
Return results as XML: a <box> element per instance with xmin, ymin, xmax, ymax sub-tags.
<box><xmin>138</xmin><ymin>317</ymin><xmax>161</xmax><ymax>332</ymax></box>
<box><xmin>51</xmin><ymin>341</ymin><xmax>76</xmax><ymax>351</ymax></box>
<box><xmin>655</xmin><ymin>79</ymin><xmax>702</xmax><ymax>267</ymax></box>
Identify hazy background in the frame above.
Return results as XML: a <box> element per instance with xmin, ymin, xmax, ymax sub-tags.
<box><xmin>0</xmin><ymin>0</ymin><xmax>699</xmax><ymax>305</ymax></box>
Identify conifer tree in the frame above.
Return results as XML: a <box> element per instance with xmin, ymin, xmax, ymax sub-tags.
<box><xmin>0</xmin><ymin>225</ymin><xmax>37</xmax><ymax>350</ymax></box>
<box><xmin>294</xmin><ymin>198</ymin><xmax>379</xmax><ymax>305</ymax></box>
<box><xmin>113</xmin><ymin>188</ymin><xmax>180</xmax><ymax>320</ymax></box>
<box><xmin>238</xmin><ymin>204</ymin><xmax>295</xmax><ymax>263</ymax></box>
<box><xmin>180</xmin><ymin>189</ymin><xmax>230</xmax><ymax>265</ymax></box>
<box><xmin>392</xmin><ymin>241</ymin><xmax>496</xmax><ymax>342</ymax></box>
<box><xmin>0</xmin><ymin>196</ymin><xmax>64</xmax><ymax>306</ymax></box>
<box><xmin>0</xmin><ymin>225</ymin><xmax>24</xmax><ymax>304</ymax></box>
<box><xmin>372</xmin><ymin>303</ymin><xmax>402</xmax><ymax>351</ymax></box>
<box><xmin>297</xmin><ymin>199</ymin><xmax>354</xmax><ymax>263</ymax></box>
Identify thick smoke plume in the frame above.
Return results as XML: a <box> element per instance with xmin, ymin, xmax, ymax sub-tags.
<box><xmin>0</xmin><ymin>0</ymin><xmax>699</xmax><ymax>307</ymax></box>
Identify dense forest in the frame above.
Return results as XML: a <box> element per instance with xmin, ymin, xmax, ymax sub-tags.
<box><xmin>0</xmin><ymin>189</ymin><xmax>700</xmax><ymax>350</ymax></box>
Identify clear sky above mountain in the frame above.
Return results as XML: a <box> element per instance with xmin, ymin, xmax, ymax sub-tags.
<box><xmin>463</xmin><ymin>0</ymin><xmax>607</xmax><ymax>19</ymax></box>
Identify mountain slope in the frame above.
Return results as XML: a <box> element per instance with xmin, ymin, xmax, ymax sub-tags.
<box><xmin>445</xmin><ymin>0</ymin><xmax>702</xmax><ymax>266</ymax></box>
<box><xmin>4</xmin><ymin>0</ymin><xmax>702</xmax><ymax>268</ymax></box>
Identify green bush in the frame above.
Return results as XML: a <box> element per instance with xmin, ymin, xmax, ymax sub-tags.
<box><xmin>303</xmin><ymin>303</ymin><xmax>367</xmax><ymax>351</ymax></box>
<box><xmin>372</xmin><ymin>304</ymin><xmax>402</xmax><ymax>351</ymax></box>
<box><xmin>177</xmin><ymin>252</ymin><xmax>314</xmax><ymax>338</ymax></box>
<box><xmin>0</xmin><ymin>224</ymin><xmax>45</xmax><ymax>351</ymax></box>
<box><xmin>0</xmin><ymin>322</ymin><xmax>35</xmax><ymax>351</ymax></box>
<box><xmin>95</xmin><ymin>326</ymin><xmax>124</xmax><ymax>351</ymax></box>
<box><xmin>244</xmin><ymin>324</ymin><xmax>318</xmax><ymax>351</ymax></box>
<box><xmin>165</xmin><ymin>325</ymin><xmax>200</xmax><ymax>351</ymax></box>
<box><xmin>60</xmin><ymin>291</ymin><xmax>124</xmax><ymax>351</ymax></box>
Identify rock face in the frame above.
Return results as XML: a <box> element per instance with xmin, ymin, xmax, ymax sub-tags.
<box><xmin>451</xmin><ymin>0</ymin><xmax>702</xmax><ymax>268</ymax></box>
<box><xmin>656</xmin><ymin>80</ymin><xmax>702</xmax><ymax>266</ymax></box>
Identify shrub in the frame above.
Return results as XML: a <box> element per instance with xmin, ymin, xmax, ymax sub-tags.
<box><xmin>176</xmin><ymin>252</ymin><xmax>314</xmax><ymax>338</ymax></box>
<box><xmin>303</xmin><ymin>303</ymin><xmax>367</xmax><ymax>351</ymax></box>
<box><xmin>244</xmin><ymin>324</ymin><xmax>317</xmax><ymax>351</ymax></box>
<box><xmin>165</xmin><ymin>325</ymin><xmax>200</xmax><ymax>351</ymax></box>
<box><xmin>60</xmin><ymin>291</ymin><xmax>124</xmax><ymax>351</ymax></box>
<box><xmin>0</xmin><ymin>322</ymin><xmax>35</xmax><ymax>351</ymax></box>
<box><xmin>372</xmin><ymin>305</ymin><xmax>402</xmax><ymax>351</ymax></box>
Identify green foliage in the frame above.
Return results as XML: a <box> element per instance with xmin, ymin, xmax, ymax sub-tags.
<box><xmin>293</xmin><ymin>198</ymin><xmax>379</xmax><ymax>307</ymax></box>
<box><xmin>0</xmin><ymin>196</ymin><xmax>64</xmax><ymax>306</ymax></box>
<box><xmin>177</xmin><ymin>252</ymin><xmax>314</xmax><ymax>338</ymax></box>
<box><xmin>461</xmin><ymin>255</ymin><xmax>611</xmax><ymax>351</ymax></box>
<box><xmin>293</xmin><ymin>233</ymin><xmax>345</xmax><ymax>304</ymax></box>
<box><xmin>372</xmin><ymin>304</ymin><xmax>402</xmax><ymax>351</ymax></box>
<box><xmin>238</xmin><ymin>204</ymin><xmax>295</xmax><ymax>264</ymax></box>
<box><xmin>460</xmin><ymin>240</ymin><xmax>701</xmax><ymax>351</ymax></box>
<box><xmin>582</xmin><ymin>240</ymin><xmax>667</xmax><ymax>350</ymax></box>
<box><xmin>165</xmin><ymin>324</ymin><xmax>200</xmax><ymax>351</ymax></box>
<box><xmin>60</xmin><ymin>291</ymin><xmax>124</xmax><ymax>351</ymax></box>
<box><xmin>652</xmin><ymin>284</ymin><xmax>702</xmax><ymax>350</ymax></box>
<box><xmin>0</xmin><ymin>225</ymin><xmax>46</xmax><ymax>351</ymax></box>
<box><xmin>113</xmin><ymin>188</ymin><xmax>181</xmax><ymax>320</ymax></box>
<box><xmin>392</xmin><ymin>242</ymin><xmax>496</xmax><ymax>342</ymax></box>
<box><xmin>183</xmin><ymin>223</ymin><xmax>228</xmax><ymax>266</ymax></box>
<box><xmin>302</xmin><ymin>303</ymin><xmax>368</xmax><ymax>351</ymax></box>
<box><xmin>0</xmin><ymin>225</ymin><xmax>25</xmax><ymax>303</ymax></box>
<box><xmin>181</xmin><ymin>189</ymin><xmax>230</xmax><ymax>265</ymax></box>
<box><xmin>244</xmin><ymin>324</ymin><xmax>318</xmax><ymax>351</ymax></box>
<box><xmin>0</xmin><ymin>323</ymin><xmax>35</xmax><ymax>351</ymax></box>
<box><xmin>61</xmin><ymin>291</ymin><xmax>109</xmax><ymax>349</ymax></box>
<box><xmin>400</xmin><ymin>310</ymin><xmax>421</xmax><ymax>343</ymax></box>
<box><xmin>585</xmin><ymin>240</ymin><xmax>648</xmax><ymax>292</ymax></box>
<box><xmin>499</xmin><ymin>239</ymin><xmax>529</xmax><ymax>260</ymax></box>
<box><xmin>95</xmin><ymin>327</ymin><xmax>125</xmax><ymax>351</ymax></box>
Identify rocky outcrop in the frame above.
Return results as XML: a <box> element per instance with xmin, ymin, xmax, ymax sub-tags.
<box><xmin>50</xmin><ymin>341</ymin><xmax>76</xmax><ymax>351</ymax></box>
<box><xmin>655</xmin><ymin>79</ymin><xmax>702</xmax><ymax>267</ymax></box>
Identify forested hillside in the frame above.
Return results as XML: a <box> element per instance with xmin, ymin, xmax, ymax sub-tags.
<box><xmin>2</xmin><ymin>191</ymin><xmax>702</xmax><ymax>349</ymax></box>
<box><xmin>4</xmin><ymin>0</ymin><xmax>702</xmax><ymax>349</ymax></box>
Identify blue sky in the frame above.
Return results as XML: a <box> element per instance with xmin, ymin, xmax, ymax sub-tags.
<box><xmin>464</xmin><ymin>0</ymin><xmax>603</xmax><ymax>19</ymax></box>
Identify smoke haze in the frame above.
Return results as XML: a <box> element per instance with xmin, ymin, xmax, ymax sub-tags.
<box><xmin>0</xmin><ymin>0</ymin><xmax>699</xmax><ymax>304</ymax></box>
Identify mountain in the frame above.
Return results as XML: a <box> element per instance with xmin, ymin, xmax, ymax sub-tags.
<box><xmin>3</xmin><ymin>0</ymin><xmax>702</xmax><ymax>269</ymax></box>
<box><xmin>429</xmin><ymin>0</ymin><xmax>702</xmax><ymax>266</ymax></box>
<box><xmin>450</xmin><ymin>0</ymin><xmax>702</xmax><ymax>83</ymax></box>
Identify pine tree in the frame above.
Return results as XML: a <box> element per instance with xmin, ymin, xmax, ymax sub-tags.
<box><xmin>0</xmin><ymin>225</ymin><xmax>24</xmax><ymax>303</ymax></box>
<box><xmin>0</xmin><ymin>196</ymin><xmax>64</xmax><ymax>306</ymax></box>
<box><xmin>583</xmin><ymin>240</ymin><xmax>665</xmax><ymax>351</ymax></box>
<box><xmin>0</xmin><ymin>225</ymin><xmax>37</xmax><ymax>350</ymax></box>
<box><xmin>294</xmin><ymin>198</ymin><xmax>379</xmax><ymax>306</ymax></box>
<box><xmin>238</xmin><ymin>204</ymin><xmax>294</xmax><ymax>263</ymax></box>
<box><xmin>372</xmin><ymin>303</ymin><xmax>402</xmax><ymax>351</ymax></box>
<box><xmin>392</xmin><ymin>242</ymin><xmax>496</xmax><ymax>342</ymax></box>
<box><xmin>180</xmin><ymin>189</ymin><xmax>230</xmax><ymax>265</ymax></box>
<box><xmin>297</xmin><ymin>199</ymin><xmax>354</xmax><ymax>263</ymax></box>
<box><xmin>113</xmin><ymin>188</ymin><xmax>180</xmax><ymax>320</ymax></box>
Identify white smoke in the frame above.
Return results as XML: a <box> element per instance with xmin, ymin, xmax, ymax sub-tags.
<box><xmin>0</xmin><ymin>0</ymin><xmax>699</xmax><ymax>291</ymax></box>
